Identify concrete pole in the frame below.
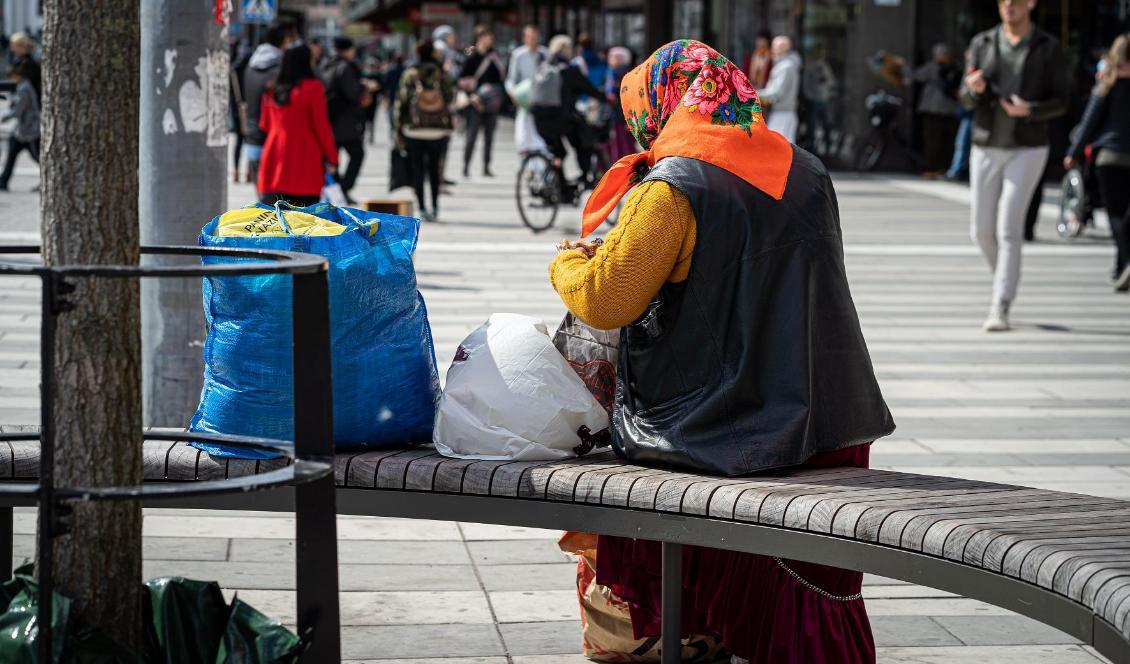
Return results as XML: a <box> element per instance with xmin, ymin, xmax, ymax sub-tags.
<box><xmin>140</xmin><ymin>0</ymin><xmax>229</xmax><ymax>426</ymax></box>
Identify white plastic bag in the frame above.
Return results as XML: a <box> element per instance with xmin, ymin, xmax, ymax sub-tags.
<box><xmin>434</xmin><ymin>313</ymin><xmax>610</xmax><ymax>461</ymax></box>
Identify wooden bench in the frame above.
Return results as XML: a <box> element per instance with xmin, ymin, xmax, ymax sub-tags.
<box><xmin>2</xmin><ymin>438</ymin><xmax>1129</xmax><ymax>664</ymax></box>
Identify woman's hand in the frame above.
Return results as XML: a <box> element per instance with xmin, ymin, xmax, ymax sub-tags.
<box><xmin>1063</xmin><ymin>156</ymin><xmax>1077</xmax><ymax>171</ymax></box>
<box><xmin>557</xmin><ymin>239</ymin><xmax>602</xmax><ymax>259</ymax></box>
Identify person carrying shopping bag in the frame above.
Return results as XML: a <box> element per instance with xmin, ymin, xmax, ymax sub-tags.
<box><xmin>550</xmin><ymin>39</ymin><xmax>894</xmax><ymax>663</ymax></box>
<box><xmin>257</xmin><ymin>44</ymin><xmax>338</xmax><ymax>207</ymax></box>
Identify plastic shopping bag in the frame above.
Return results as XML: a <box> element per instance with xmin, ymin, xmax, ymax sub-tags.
<box><xmin>558</xmin><ymin>533</ymin><xmax>727</xmax><ymax>663</ymax></box>
<box><xmin>433</xmin><ymin>313</ymin><xmax>610</xmax><ymax>461</ymax></box>
<box><xmin>321</xmin><ymin>174</ymin><xmax>348</xmax><ymax>206</ymax></box>
<box><xmin>190</xmin><ymin>201</ymin><xmax>440</xmax><ymax>459</ymax></box>
<box><xmin>552</xmin><ymin>313</ymin><xmax>619</xmax><ymax>417</ymax></box>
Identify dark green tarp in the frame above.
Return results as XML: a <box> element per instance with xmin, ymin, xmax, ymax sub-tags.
<box><xmin>0</xmin><ymin>572</ymin><xmax>302</xmax><ymax>663</ymax></box>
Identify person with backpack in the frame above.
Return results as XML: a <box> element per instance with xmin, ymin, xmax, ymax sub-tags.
<box><xmin>395</xmin><ymin>41</ymin><xmax>455</xmax><ymax>222</ymax></box>
<box><xmin>0</xmin><ymin>57</ymin><xmax>39</xmax><ymax>192</ymax></box>
<box><xmin>242</xmin><ymin>20</ymin><xmax>297</xmax><ymax>190</ymax></box>
<box><xmin>320</xmin><ymin>37</ymin><xmax>370</xmax><ymax>202</ymax></box>
<box><xmin>530</xmin><ymin>35</ymin><xmax>607</xmax><ymax>185</ymax></box>
<box><xmin>458</xmin><ymin>26</ymin><xmax>505</xmax><ymax>178</ymax></box>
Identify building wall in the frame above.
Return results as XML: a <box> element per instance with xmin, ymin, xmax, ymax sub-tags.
<box><xmin>3</xmin><ymin>0</ymin><xmax>42</xmax><ymax>38</ymax></box>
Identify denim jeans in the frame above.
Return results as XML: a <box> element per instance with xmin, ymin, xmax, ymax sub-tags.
<box><xmin>946</xmin><ymin>110</ymin><xmax>974</xmax><ymax>178</ymax></box>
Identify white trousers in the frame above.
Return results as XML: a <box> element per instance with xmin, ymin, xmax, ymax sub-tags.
<box><xmin>514</xmin><ymin>107</ymin><xmax>547</xmax><ymax>154</ymax></box>
<box><xmin>969</xmin><ymin>144</ymin><xmax>1049</xmax><ymax>304</ymax></box>
<box><xmin>766</xmin><ymin>110</ymin><xmax>799</xmax><ymax>143</ymax></box>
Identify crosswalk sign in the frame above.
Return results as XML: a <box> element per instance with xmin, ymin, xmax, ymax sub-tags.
<box><xmin>242</xmin><ymin>0</ymin><xmax>276</xmax><ymax>24</ymax></box>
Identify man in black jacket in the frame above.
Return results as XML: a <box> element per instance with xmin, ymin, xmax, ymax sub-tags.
<box><xmin>321</xmin><ymin>37</ymin><xmax>370</xmax><ymax>201</ymax></box>
<box><xmin>241</xmin><ymin>20</ymin><xmax>296</xmax><ymax>189</ymax></box>
<box><xmin>959</xmin><ymin>0</ymin><xmax>1068</xmax><ymax>332</ymax></box>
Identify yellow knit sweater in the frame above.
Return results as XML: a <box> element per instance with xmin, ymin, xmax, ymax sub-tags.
<box><xmin>549</xmin><ymin>180</ymin><xmax>697</xmax><ymax>330</ymax></box>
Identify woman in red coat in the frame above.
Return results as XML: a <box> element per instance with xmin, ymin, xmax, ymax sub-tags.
<box><xmin>257</xmin><ymin>43</ymin><xmax>338</xmax><ymax>206</ymax></box>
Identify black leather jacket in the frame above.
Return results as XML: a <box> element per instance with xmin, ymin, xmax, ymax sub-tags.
<box><xmin>613</xmin><ymin>154</ymin><xmax>895</xmax><ymax>477</ymax></box>
<box><xmin>960</xmin><ymin>27</ymin><xmax>1069</xmax><ymax>148</ymax></box>
<box><xmin>1067</xmin><ymin>78</ymin><xmax>1130</xmax><ymax>161</ymax></box>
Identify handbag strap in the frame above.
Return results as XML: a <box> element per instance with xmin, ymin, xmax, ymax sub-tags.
<box><xmin>472</xmin><ymin>52</ymin><xmax>496</xmax><ymax>88</ymax></box>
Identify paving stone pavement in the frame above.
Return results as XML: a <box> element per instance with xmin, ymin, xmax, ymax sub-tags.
<box><xmin>1</xmin><ymin>116</ymin><xmax>1127</xmax><ymax>662</ymax></box>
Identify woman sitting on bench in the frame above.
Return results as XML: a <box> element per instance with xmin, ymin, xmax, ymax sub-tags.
<box><xmin>549</xmin><ymin>39</ymin><xmax>895</xmax><ymax>663</ymax></box>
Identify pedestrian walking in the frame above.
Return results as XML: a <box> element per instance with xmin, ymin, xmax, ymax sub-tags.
<box><xmin>361</xmin><ymin>58</ymin><xmax>383</xmax><ymax>145</ymax></box>
<box><xmin>747</xmin><ymin>30</ymin><xmax>773</xmax><ymax>88</ymax></box>
<box><xmin>605</xmin><ymin>46</ymin><xmax>637</xmax><ymax>161</ymax></box>
<box><xmin>530</xmin><ymin>35</ymin><xmax>607</xmax><ymax>185</ymax></box>
<box><xmin>801</xmin><ymin>45</ymin><xmax>835</xmax><ymax>155</ymax></box>
<box><xmin>321</xmin><ymin>37</ymin><xmax>370</xmax><ymax>202</ymax></box>
<box><xmin>257</xmin><ymin>44</ymin><xmax>338</xmax><ymax>208</ymax></box>
<box><xmin>551</xmin><ymin>39</ymin><xmax>892</xmax><ymax>664</ymax></box>
<box><xmin>913</xmin><ymin>43</ymin><xmax>961</xmax><ymax>175</ymax></box>
<box><xmin>6</xmin><ymin>32</ymin><xmax>39</xmax><ymax>97</ymax></box>
<box><xmin>506</xmin><ymin>24</ymin><xmax>549</xmax><ymax>156</ymax></box>
<box><xmin>230</xmin><ymin>40</ymin><xmax>252</xmax><ymax>183</ymax></box>
<box><xmin>757</xmin><ymin>36</ymin><xmax>802</xmax><ymax>143</ymax></box>
<box><xmin>394</xmin><ymin>41</ymin><xmax>455</xmax><ymax>222</ymax></box>
<box><xmin>241</xmin><ymin>20</ymin><xmax>297</xmax><ymax>190</ymax></box>
<box><xmin>960</xmin><ymin>0</ymin><xmax>1068</xmax><ymax>331</ymax></box>
<box><xmin>1066</xmin><ymin>33</ymin><xmax>1130</xmax><ymax>292</ymax></box>
<box><xmin>382</xmin><ymin>53</ymin><xmax>406</xmax><ymax>138</ymax></box>
<box><xmin>946</xmin><ymin>48</ymin><xmax>976</xmax><ymax>181</ymax></box>
<box><xmin>0</xmin><ymin>57</ymin><xmax>39</xmax><ymax>192</ymax></box>
<box><xmin>458</xmin><ymin>26</ymin><xmax>505</xmax><ymax>178</ymax></box>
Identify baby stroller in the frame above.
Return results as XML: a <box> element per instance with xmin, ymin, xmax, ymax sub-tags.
<box><xmin>1058</xmin><ymin>144</ymin><xmax>1104</xmax><ymax>240</ymax></box>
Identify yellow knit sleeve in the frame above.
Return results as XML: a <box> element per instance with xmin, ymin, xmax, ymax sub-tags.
<box><xmin>548</xmin><ymin>180</ymin><xmax>697</xmax><ymax>330</ymax></box>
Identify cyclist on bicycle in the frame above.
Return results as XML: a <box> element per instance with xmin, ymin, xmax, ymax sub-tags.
<box><xmin>529</xmin><ymin>35</ymin><xmax>608</xmax><ymax>186</ymax></box>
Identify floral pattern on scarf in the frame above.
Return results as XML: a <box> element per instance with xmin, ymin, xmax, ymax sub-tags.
<box><xmin>623</xmin><ymin>39</ymin><xmax>764</xmax><ymax>150</ymax></box>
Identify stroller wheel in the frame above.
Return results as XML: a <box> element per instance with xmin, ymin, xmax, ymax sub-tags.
<box><xmin>1057</xmin><ymin>168</ymin><xmax>1087</xmax><ymax>240</ymax></box>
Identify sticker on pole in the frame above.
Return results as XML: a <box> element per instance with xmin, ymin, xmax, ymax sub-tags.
<box><xmin>242</xmin><ymin>0</ymin><xmax>276</xmax><ymax>24</ymax></box>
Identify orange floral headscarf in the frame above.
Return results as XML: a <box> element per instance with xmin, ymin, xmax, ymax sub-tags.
<box><xmin>581</xmin><ymin>39</ymin><xmax>793</xmax><ymax>237</ymax></box>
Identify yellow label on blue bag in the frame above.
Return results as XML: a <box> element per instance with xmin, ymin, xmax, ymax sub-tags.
<box><xmin>216</xmin><ymin>206</ymin><xmax>351</xmax><ymax>237</ymax></box>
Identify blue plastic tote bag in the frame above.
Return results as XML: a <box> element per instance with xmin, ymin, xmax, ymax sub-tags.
<box><xmin>189</xmin><ymin>201</ymin><xmax>440</xmax><ymax>458</ymax></box>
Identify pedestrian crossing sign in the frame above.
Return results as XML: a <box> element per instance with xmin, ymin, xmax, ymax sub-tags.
<box><xmin>242</xmin><ymin>0</ymin><xmax>276</xmax><ymax>24</ymax></box>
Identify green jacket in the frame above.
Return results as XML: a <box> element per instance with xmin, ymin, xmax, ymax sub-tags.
<box><xmin>393</xmin><ymin>61</ymin><xmax>454</xmax><ymax>137</ymax></box>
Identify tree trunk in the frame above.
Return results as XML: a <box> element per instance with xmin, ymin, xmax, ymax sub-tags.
<box><xmin>39</xmin><ymin>0</ymin><xmax>143</xmax><ymax>651</ymax></box>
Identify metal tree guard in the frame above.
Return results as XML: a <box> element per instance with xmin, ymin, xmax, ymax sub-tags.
<box><xmin>0</xmin><ymin>244</ymin><xmax>343</xmax><ymax>662</ymax></box>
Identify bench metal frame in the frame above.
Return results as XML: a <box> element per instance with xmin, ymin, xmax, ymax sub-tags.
<box><xmin>144</xmin><ymin>485</ymin><xmax>1130</xmax><ymax>664</ymax></box>
<box><xmin>0</xmin><ymin>245</ymin><xmax>342</xmax><ymax>662</ymax></box>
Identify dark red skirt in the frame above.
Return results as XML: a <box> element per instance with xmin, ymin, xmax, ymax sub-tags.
<box><xmin>595</xmin><ymin>444</ymin><xmax>875</xmax><ymax>663</ymax></box>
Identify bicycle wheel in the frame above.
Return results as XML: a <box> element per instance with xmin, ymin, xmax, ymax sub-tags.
<box><xmin>516</xmin><ymin>152</ymin><xmax>560</xmax><ymax>233</ymax></box>
<box><xmin>1057</xmin><ymin>168</ymin><xmax>1087</xmax><ymax>240</ymax></box>
<box><xmin>855</xmin><ymin>131</ymin><xmax>886</xmax><ymax>172</ymax></box>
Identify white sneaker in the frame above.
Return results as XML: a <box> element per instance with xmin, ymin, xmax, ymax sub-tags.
<box><xmin>982</xmin><ymin>302</ymin><xmax>1010</xmax><ymax>332</ymax></box>
<box><xmin>1114</xmin><ymin>266</ymin><xmax>1130</xmax><ymax>292</ymax></box>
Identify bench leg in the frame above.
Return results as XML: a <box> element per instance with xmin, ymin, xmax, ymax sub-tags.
<box><xmin>661</xmin><ymin>541</ymin><xmax>682</xmax><ymax>664</ymax></box>
<box><xmin>0</xmin><ymin>506</ymin><xmax>10</xmax><ymax>581</ymax></box>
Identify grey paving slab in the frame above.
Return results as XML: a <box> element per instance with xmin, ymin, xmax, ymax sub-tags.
<box><xmin>467</xmin><ymin>540</ymin><xmax>571</xmax><ymax>566</ymax></box>
<box><xmin>476</xmin><ymin>563</ymin><xmax>579</xmax><ymax>592</ymax></box>
<box><xmin>870</xmin><ymin>616</ymin><xmax>963</xmax><ymax>648</ymax></box>
<box><xmin>340</xmin><ymin>624</ymin><xmax>504</xmax><ymax>660</ymax></box>
<box><xmin>14</xmin><ymin>535</ymin><xmax>229</xmax><ymax>562</ymax></box>
<box><xmin>934</xmin><ymin>615</ymin><xmax>1080</xmax><ymax>646</ymax></box>
<box><xmin>498</xmin><ymin>621</ymin><xmax>583</xmax><ymax>657</ymax></box>
<box><xmin>490</xmin><ymin>590</ymin><xmax>578</xmax><ymax>623</ymax></box>
<box><xmin>228</xmin><ymin>538</ymin><xmax>472</xmax><ymax>565</ymax></box>
<box><xmin>874</xmin><ymin>644</ymin><xmax>1105</xmax><ymax>663</ymax></box>
<box><xmin>227</xmin><ymin>589</ymin><xmax>492</xmax><ymax>626</ymax></box>
<box><xmin>143</xmin><ymin>560</ymin><xmax>479</xmax><ymax>592</ymax></box>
